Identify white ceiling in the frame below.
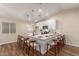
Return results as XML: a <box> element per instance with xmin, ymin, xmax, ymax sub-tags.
<box><xmin>0</xmin><ymin>3</ymin><xmax>79</xmax><ymax>23</ymax></box>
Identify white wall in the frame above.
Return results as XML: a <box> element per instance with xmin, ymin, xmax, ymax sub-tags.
<box><xmin>52</xmin><ymin>8</ymin><xmax>79</xmax><ymax>47</ymax></box>
<box><xmin>0</xmin><ymin>18</ymin><xmax>31</xmax><ymax>45</ymax></box>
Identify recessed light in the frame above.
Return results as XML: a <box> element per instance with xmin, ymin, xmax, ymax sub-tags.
<box><xmin>46</xmin><ymin>13</ymin><xmax>49</xmax><ymax>16</ymax></box>
<box><xmin>38</xmin><ymin>9</ymin><xmax>42</xmax><ymax>12</ymax></box>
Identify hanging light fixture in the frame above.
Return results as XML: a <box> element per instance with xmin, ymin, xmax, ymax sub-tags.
<box><xmin>25</xmin><ymin>3</ymin><xmax>43</xmax><ymax>24</ymax></box>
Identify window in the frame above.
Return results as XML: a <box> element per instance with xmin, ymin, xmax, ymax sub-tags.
<box><xmin>10</xmin><ymin>23</ymin><xmax>16</xmax><ymax>33</ymax></box>
<box><xmin>2</xmin><ymin>22</ymin><xmax>9</xmax><ymax>33</ymax></box>
<box><xmin>2</xmin><ymin>22</ymin><xmax>16</xmax><ymax>33</ymax></box>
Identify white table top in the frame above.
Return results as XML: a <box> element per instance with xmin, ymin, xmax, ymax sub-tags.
<box><xmin>28</xmin><ymin>33</ymin><xmax>60</xmax><ymax>40</ymax></box>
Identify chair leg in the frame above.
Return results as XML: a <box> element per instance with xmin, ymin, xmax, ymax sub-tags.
<box><xmin>55</xmin><ymin>42</ymin><xmax>59</xmax><ymax>55</ymax></box>
<box><xmin>32</xmin><ymin>43</ymin><xmax>35</xmax><ymax>56</ymax></box>
<box><xmin>33</xmin><ymin>46</ymin><xmax>35</xmax><ymax>56</ymax></box>
<box><xmin>54</xmin><ymin>45</ymin><xmax>56</xmax><ymax>56</ymax></box>
<box><xmin>23</xmin><ymin>43</ymin><xmax>25</xmax><ymax>51</ymax></box>
<box><xmin>25</xmin><ymin>45</ymin><xmax>29</xmax><ymax>55</ymax></box>
<box><xmin>39</xmin><ymin>45</ymin><xmax>41</xmax><ymax>56</ymax></box>
<box><xmin>28</xmin><ymin>42</ymin><xmax>31</xmax><ymax>56</ymax></box>
<box><xmin>46</xmin><ymin>44</ymin><xmax>48</xmax><ymax>56</ymax></box>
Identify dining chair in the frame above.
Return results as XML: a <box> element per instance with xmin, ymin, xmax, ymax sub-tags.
<box><xmin>55</xmin><ymin>39</ymin><xmax>61</xmax><ymax>54</ymax></box>
<box><xmin>17</xmin><ymin>35</ymin><xmax>22</xmax><ymax>46</ymax></box>
<box><xmin>61</xmin><ymin>35</ymin><xmax>65</xmax><ymax>47</ymax></box>
<box><xmin>57</xmin><ymin>35</ymin><xmax>65</xmax><ymax>51</ymax></box>
<box><xmin>29</xmin><ymin>39</ymin><xmax>41</xmax><ymax>56</ymax></box>
<box><xmin>46</xmin><ymin>39</ymin><xmax>58</xmax><ymax>56</ymax></box>
<box><xmin>23</xmin><ymin>37</ymin><xmax>30</xmax><ymax>55</ymax></box>
<box><xmin>17</xmin><ymin>35</ymin><xmax>25</xmax><ymax>51</ymax></box>
<box><xmin>52</xmin><ymin>34</ymin><xmax>65</xmax><ymax>55</ymax></box>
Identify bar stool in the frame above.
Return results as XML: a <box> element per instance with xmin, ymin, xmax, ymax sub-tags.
<box><xmin>29</xmin><ymin>40</ymin><xmax>41</xmax><ymax>56</ymax></box>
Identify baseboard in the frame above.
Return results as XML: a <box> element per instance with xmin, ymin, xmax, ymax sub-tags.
<box><xmin>66</xmin><ymin>43</ymin><xmax>79</xmax><ymax>47</ymax></box>
<box><xmin>0</xmin><ymin>40</ymin><xmax>17</xmax><ymax>45</ymax></box>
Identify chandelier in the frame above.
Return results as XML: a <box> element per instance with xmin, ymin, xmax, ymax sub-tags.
<box><xmin>26</xmin><ymin>10</ymin><xmax>43</xmax><ymax>24</ymax></box>
<box><xmin>25</xmin><ymin>3</ymin><xmax>43</xmax><ymax>24</ymax></box>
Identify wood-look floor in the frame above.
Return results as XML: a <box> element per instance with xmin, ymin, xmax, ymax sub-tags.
<box><xmin>0</xmin><ymin>42</ymin><xmax>79</xmax><ymax>56</ymax></box>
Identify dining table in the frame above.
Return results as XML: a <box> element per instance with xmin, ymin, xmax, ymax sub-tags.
<box><xmin>28</xmin><ymin>33</ymin><xmax>61</xmax><ymax>54</ymax></box>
